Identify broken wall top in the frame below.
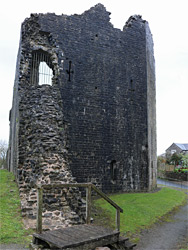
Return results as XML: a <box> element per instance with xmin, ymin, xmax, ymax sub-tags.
<box><xmin>19</xmin><ymin>3</ymin><xmax>153</xmax><ymax>90</ymax></box>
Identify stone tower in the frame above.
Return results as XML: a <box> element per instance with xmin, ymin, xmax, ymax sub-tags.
<box><xmin>8</xmin><ymin>4</ymin><xmax>157</xmax><ymax>222</ymax></box>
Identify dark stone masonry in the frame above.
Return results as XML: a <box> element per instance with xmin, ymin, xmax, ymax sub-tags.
<box><xmin>8</xmin><ymin>4</ymin><xmax>157</xmax><ymax>227</ymax></box>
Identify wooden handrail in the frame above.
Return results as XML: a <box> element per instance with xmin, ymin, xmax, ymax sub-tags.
<box><xmin>40</xmin><ymin>183</ymin><xmax>91</xmax><ymax>188</ymax></box>
<box><xmin>36</xmin><ymin>183</ymin><xmax>123</xmax><ymax>234</ymax></box>
<box><xmin>91</xmin><ymin>184</ymin><xmax>123</xmax><ymax>212</ymax></box>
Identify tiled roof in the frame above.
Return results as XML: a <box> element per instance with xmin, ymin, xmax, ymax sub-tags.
<box><xmin>175</xmin><ymin>143</ymin><xmax>188</xmax><ymax>151</ymax></box>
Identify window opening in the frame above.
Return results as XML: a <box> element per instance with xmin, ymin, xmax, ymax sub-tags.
<box><xmin>129</xmin><ymin>79</ymin><xmax>135</xmax><ymax>92</ymax></box>
<box><xmin>30</xmin><ymin>50</ymin><xmax>54</xmax><ymax>85</ymax></box>
<box><xmin>39</xmin><ymin>62</ymin><xmax>53</xmax><ymax>85</ymax></box>
<box><xmin>110</xmin><ymin>160</ymin><xmax>117</xmax><ymax>181</ymax></box>
<box><xmin>171</xmin><ymin>150</ymin><xmax>176</xmax><ymax>155</ymax></box>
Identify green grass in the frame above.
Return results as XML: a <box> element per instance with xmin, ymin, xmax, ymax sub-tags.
<box><xmin>0</xmin><ymin>169</ymin><xmax>33</xmax><ymax>244</ymax></box>
<box><xmin>93</xmin><ymin>188</ymin><xmax>187</xmax><ymax>241</ymax></box>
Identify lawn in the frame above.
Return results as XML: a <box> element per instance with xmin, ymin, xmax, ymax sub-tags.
<box><xmin>93</xmin><ymin>187</ymin><xmax>187</xmax><ymax>241</ymax></box>
<box><xmin>0</xmin><ymin>169</ymin><xmax>33</xmax><ymax>244</ymax></box>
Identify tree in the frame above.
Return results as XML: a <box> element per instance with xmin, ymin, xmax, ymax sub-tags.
<box><xmin>181</xmin><ymin>154</ymin><xmax>188</xmax><ymax>167</ymax></box>
<box><xmin>0</xmin><ymin>140</ymin><xmax>8</xmax><ymax>169</ymax></box>
<box><xmin>170</xmin><ymin>153</ymin><xmax>182</xmax><ymax>166</ymax></box>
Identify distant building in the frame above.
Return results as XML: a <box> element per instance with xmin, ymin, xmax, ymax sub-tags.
<box><xmin>166</xmin><ymin>143</ymin><xmax>188</xmax><ymax>156</ymax></box>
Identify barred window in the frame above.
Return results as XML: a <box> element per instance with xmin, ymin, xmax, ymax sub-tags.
<box><xmin>30</xmin><ymin>50</ymin><xmax>54</xmax><ymax>85</ymax></box>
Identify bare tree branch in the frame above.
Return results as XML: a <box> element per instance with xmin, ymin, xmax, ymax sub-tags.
<box><xmin>0</xmin><ymin>140</ymin><xmax>8</xmax><ymax>168</ymax></box>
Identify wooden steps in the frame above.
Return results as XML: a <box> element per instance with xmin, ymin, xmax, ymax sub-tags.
<box><xmin>31</xmin><ymin>224</ymin><xmax>120</xmax><ymax>249</ymax></box>
<box><xmin>31</xmin><ymin>183</ymin><xmax>136</xmax><ymax>249</ymax></box>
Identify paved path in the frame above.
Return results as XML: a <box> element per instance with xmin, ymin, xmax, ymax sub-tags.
<box><xmin>0</xmin><ymin>244</ymin><xmax>29</xmax><ymax>249</ymax></box>
<box><xmin>135</xmin><ymin>181</ymin><xmax>188</xmax><ymax>250</ymax></box>
<box><xmin>157</xmin><ymin>178</ymin><xmax>188</xmax><ymax>189</ymax></box>
<box><xmin>135</xmin><ymin>201</ymin><xmax>188</xmax><ymax>249</ymax></box>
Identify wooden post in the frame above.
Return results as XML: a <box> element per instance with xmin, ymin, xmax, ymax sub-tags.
<box><xmin>86</xmin><ymin>184</ymin><xmax>91</xmax><ymax>224</ymax></box>
<box><xmin>37</xmin><ymin>186</ymin><xmax>43</xmax><ymax>234</ymax></box>
<box><xmin>116</xmin><ymin>209</ymin><xmax>120</xmax><ymax>232</ymax></box>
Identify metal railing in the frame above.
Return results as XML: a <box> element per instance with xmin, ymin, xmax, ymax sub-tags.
<box><xmin>36</xmin><ymin>183</ymin><xmax>123</xmax><ymax>234</ymax></box>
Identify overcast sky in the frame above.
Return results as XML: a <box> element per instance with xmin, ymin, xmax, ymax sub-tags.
<box><xmin>0</xmin><ymin>0</ymin><xmax>187</xmax><ymax>155</ymax></box>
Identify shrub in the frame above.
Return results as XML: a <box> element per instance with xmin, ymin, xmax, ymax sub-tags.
<box><xmin>174</xmin><ymin>167</ymin><xmax>188</xmax><ymax>173</ymax></box>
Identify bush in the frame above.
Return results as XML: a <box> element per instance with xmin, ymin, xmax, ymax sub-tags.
<box><xmin>174</xmin><ymin>167</ymin><xmax>188</xmax><ymax>173</ymax></box>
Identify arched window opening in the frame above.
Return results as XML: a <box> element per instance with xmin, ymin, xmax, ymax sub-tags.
<box><xmin>30</xmin><ymin>50</ymin><xmax>54</xmax><ymax>86</ymax></box>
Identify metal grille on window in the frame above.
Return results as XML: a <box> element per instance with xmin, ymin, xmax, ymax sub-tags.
<box><xmin>30</xmin><ymin>51</ymin><xmax>53</xmax><ymax>85</ymax></box>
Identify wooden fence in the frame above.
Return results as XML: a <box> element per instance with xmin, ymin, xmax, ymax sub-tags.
<box><xmin>158</xmin><ymin>163</ymin><xmax>175</xmax><ymax>172</ymax></box>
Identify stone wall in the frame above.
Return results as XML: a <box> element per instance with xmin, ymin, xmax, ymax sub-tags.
<box><xmin>164</xmin><ymin>172</ymin><xmax>188</xmax><ymax>182</ymax></box>
<box><xmin>8</xmin><ymin>13</ymin><xmax>86</xmax><ymax>227</ymax></box>
<box><xmin>17</xmin><ymin>84</ymin><xmax>85</xmax><ymax>227</ymax></box>
<box><xmin>8</xmin><ymin>4</ymin><xmax>157</xmax><ymax>226</ymax></box>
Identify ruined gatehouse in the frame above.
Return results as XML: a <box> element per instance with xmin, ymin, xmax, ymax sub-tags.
<box><xmin>7</xmin><ymin>4</ymin><xmax>157</xmax><ymax>226</ymax></box>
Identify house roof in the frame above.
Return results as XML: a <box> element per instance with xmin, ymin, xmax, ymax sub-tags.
<box><xmin>175</xmin><ymin>143</ymin><xmax>188</xmax><ymax>151</ymax></box>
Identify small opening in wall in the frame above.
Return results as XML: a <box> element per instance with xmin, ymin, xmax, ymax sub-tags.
<box><xmin>129</xmin><ymin>79</ymin><xmax>135</xmax><ymax>92</ymax></box>
<box><xmin>110</xmin><ymin>160</ymin><xmax>117</xmax><ymax>181</ymax></box>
